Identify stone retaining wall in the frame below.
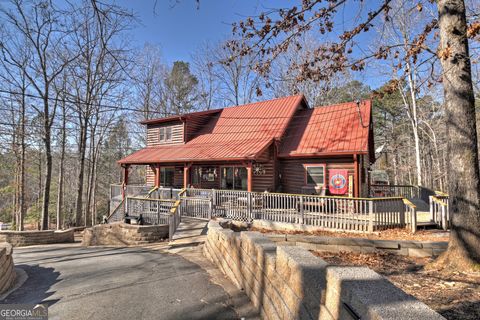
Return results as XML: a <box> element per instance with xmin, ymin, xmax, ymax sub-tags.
<box><xmin>204</xmin><ymin>221</ymin><xmax>445</xmax><ymax>320</ymax></box>
<box><xmin>82</xmin><ymin>223</ymin><xmax>168</xmax><ymax>246</ymax></box>
<box><xmin>0</xmin><ymin>243</ymin><xmax>15</xmax><ymax>294</ymax></box>
<box><xmin>246</xmin><ymin>219</ymin><xmax>448</xmax><ymax>257</ymax></box>
<box><xmin>0</xmin><ymin>229</ymin><xmax>75</xmax><ymax>247</ymax></box>
<box><xmin>267</xmin><ymin>234</ymin><xmax>448</xmax><ymax>258</ymax></box>
<box><xmin>252</xmin><ymin>220</ymin><xmax>368</xmax><ymax>234</ymax></box>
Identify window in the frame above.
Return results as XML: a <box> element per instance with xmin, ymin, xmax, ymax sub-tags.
<box><xmin>191</xmin><ymin>166</ymin><xmax>217</xmax><ymax>186</ymax></box>
<box><xmin>160</xmin><ymin>167</ymin><xmax>174</xmax><ymax>187</ymax></box>
<box><xmin>221</xmin><ymin>166</ymin><xmax>248</xmax><ymax>190</ymax></box>
<box><xmin>166</xmin><ymin>127</ymin><xmax>172</xmax><ymax>141</ymax></box>
<box><xmin>305</xmin><ymin>164</ymin><xmax>325</xmax><ymax>186</ymax></box>
<box><xmin>159</xmin><ymin>128</ymin><xmax>165</xmax><ymax>141</ymax></box>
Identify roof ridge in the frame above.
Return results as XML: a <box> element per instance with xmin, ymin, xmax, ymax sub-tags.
<box><xmin>217</xmin><ymin>94</ymin><xmax>304</xmax><ymax>111</ymax></box>
<box><xmin>140</xmin><ymin>94</ymin><xmax>305</xmax><ymax>125</ymax></box>
<box><xmin>313</xmin><ymin>99</ymin><xmax>371</xmax><ymax>109</ymax></box>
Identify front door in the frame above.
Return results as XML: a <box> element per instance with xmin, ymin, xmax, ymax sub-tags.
<box><xmin>160</xmin><ymin>167</ymin><xmax>174</xmax><ymax>187</ymax></box>
<box><xmin>221</xmin><ymin>167</ymin><xmax>247</xmax><ymax>190</ymax></box>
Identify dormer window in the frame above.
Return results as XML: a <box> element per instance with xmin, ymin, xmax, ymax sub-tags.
<box><xmin>159</xmin><ymin>128</ymin><xmax>165</xmax><ymax>141</ymax></box>
<box><xmin>166</xmin><ymin>127</ymin><xmax>172</xmax><ymax>141</ymax></box>
<box><xmin>159</xmin><ymin>126</ymin><xmax>173</xmax><ymax>142</ymax></box>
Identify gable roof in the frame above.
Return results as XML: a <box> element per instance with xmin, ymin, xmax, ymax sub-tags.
<box><xmin>139</xmin><ymin>109</ymin><xmax>222</xmax><ymax>125</ymax></box>
<box><xmin>278</xmin><ymin>100</ymin><xmax>372</xmax><ymax>158</ymax></box>
<box><xmin>118</xmin><ymin>95</ymin><xmax>306</xmax><ymax>164</ymax></box>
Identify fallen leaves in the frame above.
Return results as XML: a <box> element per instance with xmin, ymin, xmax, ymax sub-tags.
<box><xmin>314</xmin><ymin>250</ymin><xmax>480</xmax><ymax>320</ymax></box>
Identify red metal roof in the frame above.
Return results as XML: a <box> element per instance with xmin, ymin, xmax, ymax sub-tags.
<box><xmin>278</xmin><ymin>100</ymin><xmax>372</xmax><ymax>157</ymax></box>
<box><xmin>139</xmin><ymin>109</ymin><xmax>222</xmax><ymax>125</ymax></box>
<box><xmin>118</xmin><ymin>95</ymin><xmax>306</xmax><ymax>164</ymax></box>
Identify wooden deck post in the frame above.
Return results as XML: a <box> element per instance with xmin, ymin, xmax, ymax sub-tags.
<box><xmin>184</xmin><ymin>163</ymin><xmax>191</xmax><ymax>188</ymax></box>
<box><xmin>411</xmin><ymin>206</ymin><xmax>417</xmax><ymax>234</ymax></box>
<box><xmin>122</xmin><ymin>165</ymin><xmax>129</xmax><ymax>185</ymax></box>
<box><xmin>208</xmin><ymin>198</ymin><xmax>213</xmax><ymax>219</ymax></box>
<box><xmin>299</xmin><ymin>195</ymin><xmax>304</xmax><ymax>224</ymax></box>
<box><xmin>247</xmin><ymin>161</ymin><xmax>253</xmax><ymax>192</ymax></box>
<box><xmin>122</xmin><ymin>165</ymin><xmax>129</xmax><ymax>200</ymax></box>
<box><xmin>155</xmin><ymin>165</ymin><xmax>161</xmax><ymax>188</ymax></box>
<box><xmin>353</xmin><ymin>154</ymin><xmax>359</xmax><ymax>197</ymax></box>
<box><xmin>247</xmin><ymin>192</ymin><xmax>252</xmax><ymax>219</ymax></box>
<box><xmin>429</xmin><ymin>196</ymin><xmax>434</xmax><ymax>222</ymax></box>
<box><xmin>368</xmin><ymin>200</ymin><xmax>374</xmax><ymax>233</ymax></box>
<box><xmin>441</xmin><ymin>205</ymin><xmax>447</xmax><ymax>230</ymax></box>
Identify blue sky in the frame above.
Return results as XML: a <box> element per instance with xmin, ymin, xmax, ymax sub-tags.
<box><xmin>115</xmin><ymin>0</ymin><xmax>389</xmax><ymax>89</ymax></box>
<box><xmin>117</xmin><ymin>0</ymin><xmax>285</xmax><ymax>64</ymax></box>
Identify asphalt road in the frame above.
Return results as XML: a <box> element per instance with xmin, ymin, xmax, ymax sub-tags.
<box><xmin>4</xmin><ymin>244</ymin><xmax>239</xmax><ymax>320</ymax></box>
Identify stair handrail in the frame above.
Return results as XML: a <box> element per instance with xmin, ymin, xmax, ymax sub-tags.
<box><xmin>106</xmin><ymin>198</ymin><xmax>125</xmax><ymax>223</ymax></box>
<box><xmin>402</xmin><ymin>198</ymin><xmax>417</xmax><ymax>233</ymax></box>
<box><xmin>168</xmin><ymin>189</ymin><xmax>186</xmax><ymax>241</ymax></box>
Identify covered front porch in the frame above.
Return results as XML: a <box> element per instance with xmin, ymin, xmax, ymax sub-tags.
<box><xmin>120</xmin><ymin>161</ymin><xmax>265</xmax><ymax>193</ymax></box>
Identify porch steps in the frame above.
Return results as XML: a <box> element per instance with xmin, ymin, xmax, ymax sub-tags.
<box><xmin>170</xmin><ymin>217</ymin><xmax>209</xmax><ymax>245</ymax></box>
<box><xmin>410</xmin><ymin>198</ymin><xmax>430</xmax><ymax>211</ymax></box>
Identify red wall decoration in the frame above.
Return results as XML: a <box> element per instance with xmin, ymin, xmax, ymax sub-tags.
<box><xmin>328</xmin><ymin>169</ymin><xmax>349</xmax><ymax>195</ymax></box>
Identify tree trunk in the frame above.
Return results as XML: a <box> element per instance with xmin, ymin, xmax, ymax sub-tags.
<box><xmin>436</xmin><ymin>0</ymin><xmax>480</xmax><ymax>269</ymax></box>
<box><xmin>75</xmin><ymin>119</ymin><xmax>87</xmax><ymax>226</ymax></box>
<box><xmin>404</xmin><ymin>59</ymin><xmax>423</xmax><ymax>186</ymax></box>
<box><xmin>18</xmin><ymin>87</ymin><xmax>26</xmax><ymax>231</ymax></box>
<box><xmin>91</xmin><ymin>149</ymin><xmax>99</xmax><ymax>226</ymax></box>
<box><xmin>85</xmin><ymin>129</ymin><xmax>95</xmax><ymax>227</ymax></box>
<box><xmin>56</xmin><ymin>102</ymin><xmax>66</xmax><ymax>230</ymax></box>
<box><xmin>41</xmin><ymin>126</ymin><xmax>52</xmax><ymax>230</ymax></box>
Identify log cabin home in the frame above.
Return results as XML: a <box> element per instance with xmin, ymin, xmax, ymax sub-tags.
<box><xmin>118</xmin><ymin>95</ymin><xmax>374</xmax><ymax>197</ymax></box>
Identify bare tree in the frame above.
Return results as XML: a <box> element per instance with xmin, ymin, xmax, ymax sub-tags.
<box><xmin>0</xmin><ymin>33</ymin><xmax>30</xmax><ymax>231</ymax></box>
<box><xmin>230</xmin><ymin>0</ymin><xmax>480</xmax><ymax>269</ymax></box>
<box><xmin>0</xmin><ymin>0</ymin><xmax>77</xmax><ymax>230</ymax></box>
<box><xmin>192</xmin><ymin>41</ymin><xmax>259</xmax><ymax>107</ymax></box>
<box><xmin>55</xmin><ymin>75</ymin><xmax>68</xmax><ymax>230</ymax></box>
<box><xmin>435</xmin><ymin>0</ymin><xmax>480</xmax><ymax>269</ymax></box>
<box><xmin>192</xmin><ymin>43</ymin><xmax>220</xmax><ymax>110</ymax></box>
<box><xmin>67</xmin><ymin>0</ymin><xmax>132</xmax><ymax>226</ymax></box>
<box><xmin>132</xmin><ymin>43</ymin><xmax>166</xmax><ymax>119</ymax></box>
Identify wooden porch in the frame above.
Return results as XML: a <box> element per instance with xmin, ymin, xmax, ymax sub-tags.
<box><xmin>107</xmin><ymin>182</ymin><xmax>449</xmax><ymax>240</ymax></box>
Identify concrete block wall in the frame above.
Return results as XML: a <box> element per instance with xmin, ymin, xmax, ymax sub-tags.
<box><xmin>0</xmin><ymin>243</ymin><xmax>15</xmax><ymax>294</ymax></box>
<box><xmin>82</xmin><ymin>223</ymin><xmax>168</xmax><ymax>246</ymax></box>
<box><xmin>267</xmin><ymin>234</ymin><xmax>448</xmax><ymax>258</ymax></box>
<box><xmin>249</xmin><ymin>219</ymin><xmax>448</xmax><ymax>257</ymax></box>
<box><xmin>0</xmin><ymin>229</ymin><xmax>75</xmax><ymax>247</ymax></box>
<box><xmin>203</xmin><ymin>221</ymin><xmax>445</xmax><ymax>320</ymax></box>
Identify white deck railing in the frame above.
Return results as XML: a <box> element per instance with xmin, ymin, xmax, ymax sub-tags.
<box><xmin>182</xmin><ymin>188</ymin><xmax>410</xmax><ymax>232</ymax></box>
<box><xmin>430</xmin><ymin>193</ymin><xmax>449</xmax><ymax>230</ymax></box>
<box><xmin>108</xmin><ymin>187</ymin><xmax>421</xmax><ymax>234</ymax></box>
<box><xmin>125</xmin><ymin>197</ymin><xmax>176</xmax><ymax>225</ymax></box>
<box><xmin>370</xmin><ymin>184</ymin><xmax>420</xmax><ymax>199</ymax></box>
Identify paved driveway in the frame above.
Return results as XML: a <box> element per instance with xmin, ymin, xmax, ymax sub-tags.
<box><xmin>4</xmin><ymin>244</ymin><xmax>239</xmax><ymax>320</ymax></box>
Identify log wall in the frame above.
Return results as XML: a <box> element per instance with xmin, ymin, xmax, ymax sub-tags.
<box><xmin>146</xmin><ymin>121</ymin><xmax>184</xmax><ymax>146</ymax></box>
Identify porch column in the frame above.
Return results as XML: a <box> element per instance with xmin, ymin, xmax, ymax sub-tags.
<box><xmin>184</xmin><ymin>163</ymin><xmax>191</xmax><ymax>188</ymax></box>
<box><xmin>247</xmin><ymin>162</ymin><xmax>253</xmax><ymax>192</ymax></box>
<box><xmin>353</xmin><ymin>154</ymin><xmax>359</xmax><ymax>197</ymax></box>
<box><xmin>122</xmin><ymin>165</ymin><xmax>129</xmax><ymax>200</ymax></box>
<box><xmin>155</xmin><ymin>165</ymin><xmax>161</xmax><ymax>188</ymax></box>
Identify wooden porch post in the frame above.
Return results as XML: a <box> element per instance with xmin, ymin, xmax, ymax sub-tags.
<box><xmin>353</xmin><ymin>154</ymin><xmax>359</xmax><ymax>197</ymax></box>
<box><xmin>122</xmin><ymin>165</ymin><xmax>129</xmax><ymax>200</ymax></box>
<box><xmin>155</xmin><ymin>165</ymin><xmax>161</xmax><ymax>188</ymax></box>
<box><xmin>247</xmin><ymin>161</ymin><xmax>253</xmax><ymax>192</ymax></box>
<box><xmin>184</xmin><ymin>163</ymin><xmax>191</xmax><ymax>188</ymax></box>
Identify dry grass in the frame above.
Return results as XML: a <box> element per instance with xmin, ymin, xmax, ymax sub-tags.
<box><xmin>251</xmin><ymin>226</ymin><xmax>450</xmax><ymax>242</ymax></box>
<box><xmin>313</xmin><ymin>251</ymin><xmax>480</xmax><ymax>320</ymax></box>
